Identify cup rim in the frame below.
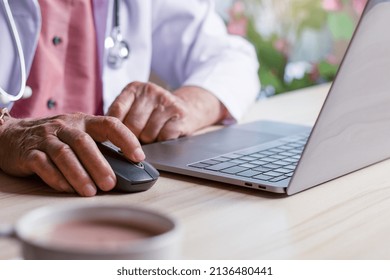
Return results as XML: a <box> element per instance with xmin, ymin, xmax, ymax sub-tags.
<box><xmin>14</xmin><ymin>204</ymin><xmax>179</xmax><ymax>257</ymax></box>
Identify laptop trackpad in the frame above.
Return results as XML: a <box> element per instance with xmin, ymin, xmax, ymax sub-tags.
<box><xmin>160</xmin><ymin>120</ymin><xmax>308</xmax><ymax>153</ymax></box>
<box><xmin>169</xmin><ymin>128</ymin><xmax>279</xmax><ymax>154</ymax></box>
<box><xmin>142</xmin><ymin>120</ymin><xmax>310</xmax><ymax>164</ymax></box>
<box><xmin>149</xmin><ymin>128</ymin><xmax>281</xmax><ymax>165</ymax></box>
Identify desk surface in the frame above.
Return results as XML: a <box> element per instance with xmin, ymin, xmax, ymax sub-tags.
<box><xmin>1</xmin><ymin>84</ymin><xmax>390</xmax><ymax>260</ymax></box>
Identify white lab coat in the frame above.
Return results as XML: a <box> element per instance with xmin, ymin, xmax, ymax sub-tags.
<box><xmin>0</xmin><ymin>0</ymin><xmax>260</xmax><ymax>121</ymax></box>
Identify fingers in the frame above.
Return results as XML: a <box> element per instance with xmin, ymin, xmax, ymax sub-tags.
<box><xmin>84</xmin><ymin>115</ymin><xmax>145</xmax><ymax>162</ymax></box>
<box><xmin>0</xmin><ymin>113</ymin><xmax>145</xmax><ymax>197</ymax></box>
<box><xmin>139</xmin><ymin>104</ymin><xmax>183</xmax><ymax>143</ymax></box>
<box><xmin>38</xmin><ymin>136</ymin><xmax>98</xmax><ymax>197</ymax></box>
<box><xmin>46</xmin><ymin>114</ymin><xmax>144</xmax><ymax>195</ymax></box>
<box><xmin>38</xmin><ymin>114</ymin><xmax>144</xmax><ymax>196</ymax></box>
<box><xmin>108</xmin><ymin>82</ymin><xmax>187</xmax><ymax>143</ymax></box>
<box><xmin>108</xmin><ymin>82</ymin><xmax>162</xmax><ymax>138</ymax></box>
<box><xmin>53</xmin><ymin>115</ymin><xmax>146</xmax><ymax>195</ymax></box>
<box><xmin>56</xmin><ymin>127</ymin><xmax>117</xmax><ymax>192</ymax></box>
<box><xmin>156</xmin><ymin>118</ymin><xmax>184</xmax><ymax>142</ymax></box>
<box><xmin>107</xmin><ymin>82</ymin><xmax>140</xmax><ymax>121</ymax></box>
<box><xmin>121</xmin><ymin>83</ymin><xmax>161</xmax><ymax>137</ymax></box>
<box><xmin>26</xmin><ymin>150</ymin><xmax>75</xmax><ymax>194</ymax></box>
<box><xmin>138</xmin><ymin>105</ymin><xmax>172</xmax><ymax>143</ymax></box>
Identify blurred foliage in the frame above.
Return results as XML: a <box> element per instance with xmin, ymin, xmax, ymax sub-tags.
<box><xmin>226</xmin><ymin>0</ymin><xmax>366</xmax><ymax>95</ymax></box>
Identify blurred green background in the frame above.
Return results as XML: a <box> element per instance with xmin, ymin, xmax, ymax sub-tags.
<box><xmin>215</xmin><ymin>0</ymin><xmax>367</xmax><ymax>97</ymax></box>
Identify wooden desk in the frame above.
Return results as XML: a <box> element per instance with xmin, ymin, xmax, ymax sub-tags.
<box><xmin>2</xmin><ymin>84</ymin><xmax>390</xmax><ymax>260</ymax></box>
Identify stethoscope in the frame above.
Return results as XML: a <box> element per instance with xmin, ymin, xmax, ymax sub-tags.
<box><xmin>105</xmin><ymin>0</ymin><xmax>130</xmax><ymax>69</ymax></box>
<box><xmin>0</xmin><ymin>0</ymin><xmax>130</xmax><ymax>104</ymax></box>
<box><xmin>0</xmin><ymin>0</ymin><xmax>28</xmax><ymax>104</ymax></box>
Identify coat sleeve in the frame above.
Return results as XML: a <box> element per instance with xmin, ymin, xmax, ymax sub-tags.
<box><xmin>150</xmin><ymin>0</ymin><xmax>260</xmax><ymax>121</ymax></box>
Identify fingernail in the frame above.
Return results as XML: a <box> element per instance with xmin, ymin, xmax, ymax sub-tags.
<box><xmin>57</xmin><ymin>181</ymin><xmax>74</xmax><ymax>194</ymax></box>
<box><xmin>82</xmin><ymin>184</ymin><xmax>97</xmax><ymax>197</ymax></box>
<box><xmin>64</xmin><ymin>186</ymin><xmax>75</xmax><ymax>194</ymax></box>
<box><xmin>133</xmin><ymin>147</ymin><xmax>145</xmax><ymax>162</ymax></box>
<box><xmin>101</xmin><ymin>176</ymin><xmax>116</xmax><ymax>191</ymax></box>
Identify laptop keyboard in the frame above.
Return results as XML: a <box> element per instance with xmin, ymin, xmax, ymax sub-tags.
<box><xmin>188</xmin><ymin>134</ymin><xmax>309</xmax><ymax>183</ymax></box>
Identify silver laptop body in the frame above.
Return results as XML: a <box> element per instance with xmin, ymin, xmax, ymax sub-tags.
<box><xmin>142</xmin><ymin>0</ymin><xmax>390</xmax><ymax>195</ymax></box>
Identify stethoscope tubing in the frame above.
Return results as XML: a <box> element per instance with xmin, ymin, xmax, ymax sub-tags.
<box><xmin>114</xmin><ymin>0</ymin><xmax>120</xmax><ymax>28</ymax></box>
<box><xmin>0</xmin><ymin>0</ymin><xmax>27</xmax><ymax>103</ymax></box>
<box><xmin>0</xmin><ymin>0</ymin><xmax>129</xmax><ymax>104</ymax></box>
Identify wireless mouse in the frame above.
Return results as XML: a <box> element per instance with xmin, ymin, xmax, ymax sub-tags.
<box><xmin>96</xmin><ymin>142</ymin><xmax>159</xmax><ymax>193</ymax></box>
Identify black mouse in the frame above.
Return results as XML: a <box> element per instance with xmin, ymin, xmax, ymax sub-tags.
<box><xmin>96</xmin><ymin>142</ymin><xmax>159</xmax><ymax>193</ymax></box>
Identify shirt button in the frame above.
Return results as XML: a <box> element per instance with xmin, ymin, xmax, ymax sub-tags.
<box><xmin>52</xmin><ymin>36</ymin><xmax>62</xmax><ymax>46</ymax></box>
<box><xmin>47</xmin><ymin>99</ymin><xmax>56</xmax><ymax>109</ymax></box>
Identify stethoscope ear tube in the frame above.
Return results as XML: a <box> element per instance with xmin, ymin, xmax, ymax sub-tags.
<box><xmin>0</xmin><ymin>0</ymin><xmax>27</xmax><ymax>104</ymax></box>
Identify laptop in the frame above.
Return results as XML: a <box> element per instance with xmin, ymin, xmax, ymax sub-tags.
<box><xmin>142</xmin><ymin>0</ymin><xmax>390</xmax><ymax>195</ymax></box>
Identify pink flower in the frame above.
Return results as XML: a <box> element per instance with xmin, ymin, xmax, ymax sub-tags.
<box><xmin>227</xmin><ymin>18</ymin><xmax>248</xmax><ymax>36</ymax></box>
<box><xmin>230</xmin><ymin>1</ymin><xmax>245</xmax><ymax>15</ymax></box>
<box><xmin>352</xmin><ymin>0</ymin><xmax>368</xmax><ymax>15</ymax></box>
<box><xmin>326</xmin><ymin>54</ymin><xmax>338</xmax><ymax>65</ymax></box>
<box><xmin>274</xmin><ymin>39</ymin><xmax>289</xmax><ymax>57</ymax></box>
<box><xmin>322</xmin><ymin>0</ymin><xmax>342</xmax><ymax>11</ymax></box>
<box><xmin>227</xmin><ymin>1</ymin><xmax>248</xmax><ymax>36</ymax></box>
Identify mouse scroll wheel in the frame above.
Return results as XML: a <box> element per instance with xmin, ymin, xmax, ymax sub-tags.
<box><xmin>117</xmin><ymin>149</ymin><xmax>145</xmax><ymax>169</ymax></box>
<box><xmin>117</xmin><ymin>149</ymin><xmax>144</xmax><ymax>169</ymax></box>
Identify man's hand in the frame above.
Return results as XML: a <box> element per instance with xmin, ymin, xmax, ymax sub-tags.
<box><xmin>107</xmin><ymin>82</ymin><xmax>227</xmax><ymax>144</ymax></box>
<box><xmin>0</xmin><ymin>113</ymin><xmax>145</xmax><ymax>197</ymax></box>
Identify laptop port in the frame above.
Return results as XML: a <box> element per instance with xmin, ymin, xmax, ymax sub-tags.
<box><xmin>258</xmin><ymin>185</ymin><xmax>267</xmax><ymax>190</ymax></box>
<box><xmin>244</xmin><ymin>182</ymin><xmax>253</xmax><ymax>187</ymax></box>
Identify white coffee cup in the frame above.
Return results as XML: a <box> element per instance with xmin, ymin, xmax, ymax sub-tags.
<box><xmin>0</xmin><ymin>204</ymin><xmax>180</xmax><ymax>260</ymax></box>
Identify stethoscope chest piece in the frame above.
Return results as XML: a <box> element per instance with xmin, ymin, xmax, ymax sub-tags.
<box><xmin>105</xmin><ymin>0</ymin><xmax>130</xmax><ymax>69</ymax></box>
<box><xmin>105</xmin><ymin>26</ymin><xmax>130</xmax><ymax>69</ymax></box>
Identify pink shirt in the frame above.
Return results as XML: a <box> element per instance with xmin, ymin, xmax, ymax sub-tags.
<box><xmin>11</xmin><ymin>0</ymin><xmax>103</xmax><ymax>118</ymax></box>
